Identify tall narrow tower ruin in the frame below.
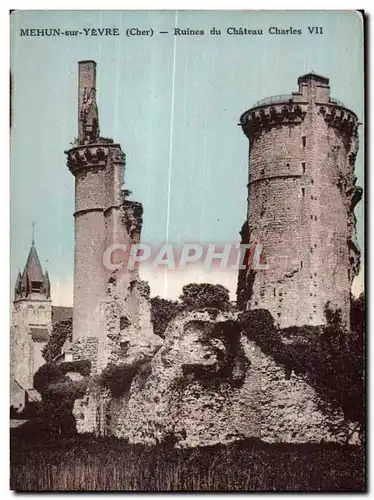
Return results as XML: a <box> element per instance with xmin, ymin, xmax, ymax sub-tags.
<box><xmin>66</xmin><ymin>61</ymin><xmax>143</xmax><ymax>366</ymax></box>
<box><xmin>238</xmin><ymin>73</ymin><xmax>362</xmax><ymax>329</ymax></box>
<box><xmin>66</xmin><ymin>61</ymin><xmax>109</xmax><ymax>343</ymax></box>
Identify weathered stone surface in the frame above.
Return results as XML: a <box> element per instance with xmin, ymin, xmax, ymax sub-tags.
<box><xmin>102</xmin><ymin>309</ymin><xmax>358</xmax><ymax>447</ymax></box>
<box><xmin>106</xmin><ymin>309</ymin><xmax>246</xmax><ymax>446</ymax></box>
<box><xmin>73</xmin><ymin>336</ymin><xmax>99</xmax><ymax>372</ymax></box>
<box><xmin>106</xmin><ymin>273</ymin><xmax>163</xmax><ymax>366</ymax></box>
<box><xmin>73</xmin><ymin>272</ymin><xmax>163</xmax><ymax>435</ymax></box>
<box><xmin>74</xmin><ymin>386</ymin><xmax>111</xmax><ymax>436</ymax></box>
<box><xmin>10</xmin><ymin>292</ymin><xmax>52</xmax><ymax>409</ymax></box>
<box><xmin>241</xmin><ymin>337</ymin><xmax>349</xmax><ymax>443</ymax></box>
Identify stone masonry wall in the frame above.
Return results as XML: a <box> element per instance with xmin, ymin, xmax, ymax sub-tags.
<box><xmin>241</xmin><ymin>76</ymin><xmax>360</xmax><ymax>329</ymax></box>
<box><xmin>73</xmin><ymin>161</ymin><xmax>107</xmax><ymax>341</ymax></box>
<box><xmin>72</xmin><ymin>276</ymin><xmax>163</xmax><ymax>436</ymax></box>
<box><xmin>10</xmin><ymin>325</ymin><xmax>33</xmax><ymax>404</ymax></box>
<box><xmin>102</xmin><ymin>310</ymin><xmax>356</xmax><ymax>447</ymax></box>
<box><xmin>10</xmin><ymin>298</ymin><xmax>51</xmax><ymax>408</ymax></box>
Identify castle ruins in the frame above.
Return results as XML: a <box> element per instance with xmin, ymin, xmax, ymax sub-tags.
<box><xmin>238</xmin><ymin>73</ymin><xmax>362</xmax><ymax>329</ymax></box>
<box><xmin>11</xmin><ymin>63</ymin><xmax>362</xmax><ymax>445</ymax></box>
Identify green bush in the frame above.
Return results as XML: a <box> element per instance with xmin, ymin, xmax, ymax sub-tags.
<box><xmin>33</xmin><ymin>361</ymin><xmax>91</xmax><ymax>435</ymax></box>
<box><xmin>34</xmin><ymin>362</ymin><xmax>64</xmax><ymax>394</ymax></box>
<box><xmin>239</xmin><ymin>309</ymin><xmax>277</xmax><ymax>344</ymax></box>
<box><xmin>34</xmin><ymin>360</ymin><xmax>92</xmax><ymax>394</ymax></box>
<box><xmin>42</xmin><ymin>318</ymin><xmax>72</xmax><ymax>362</ymax></box>
<box><xmin>130</xmin><ymin>279</ymin><xmax>150</xmax><ymax>298</ymax></box>
<box><xmin>179</xmin><ymin>283</ymin><xmax>230</xmax><ymax>311</ymax></box>
<box><xmin>150</xmin><ymin>296</ymin><xmax>179</xmax><ymax>338</ymax></box>
<box><xmin>98</xmin><ymin>361</ymin><xmax>145</xmax><ymax>397</ymax></box>
<box><xmin>43</xmin><ymin>379</ymin><xmax>88</xmax><ymax>400</ymax></box>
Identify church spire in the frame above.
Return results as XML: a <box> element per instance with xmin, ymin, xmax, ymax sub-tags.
<box><xmin>23</xmin><ymin>244</ymin><xmax>44</xmax><ymax>283</ymax></box>
<box><xmin>14</xmin><ymin>239</ymin><xmax>51</xmax><ymax>300</ymax></box>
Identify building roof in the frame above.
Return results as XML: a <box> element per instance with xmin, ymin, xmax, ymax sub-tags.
<box><xmin>52</xmin><ymin>306</ymin><xmax>73</xmax><ymax>325</ymax></box>
<box><xmin>23</xmin><ymin>244</ymin><xmax>45</xmax><ymax>282</ymax></box>
<box><xmin>14</xmin><ymin>242</ymin><xmax>51</xmax><ymax>300</ymax></box>
<box><xmin>15</xmin><ymin>271</ymin><xmax>22</xmax><ymax>288</ymax></box>
<box><xmin>30</xmin><ymin>327</ymin><xmax>49</xmax><ymax>342</ymax></box>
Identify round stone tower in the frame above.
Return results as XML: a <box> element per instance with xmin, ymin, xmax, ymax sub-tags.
<box><xmin>66</xmin><ymin>61</ymin><xmax>126</xmax><ymax>343</ymax></box>
<box><xmin>239</xmin><ymin>73</ymin><xmax>362</xmax><ymax>329</ymax></box>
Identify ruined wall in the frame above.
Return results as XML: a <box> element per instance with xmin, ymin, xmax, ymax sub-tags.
<box><xmin>10</xmin><ymin>329</ymin><xmax>47</xmax><ymax>409</ymax></box>
<box><xmin>73</xmin><ymin>273</ymin><xmax>163</xmax><ymax>435</ymax></box>
<box><xmin>98</xmin><ymin>309</ymin><xmax>356</xmax><ymax>447</ymax></box>
<box><xmin>105</xmin><ymin>273</ymin><xmax>162</xmax><ymax>366</ymax></box>
<box><xmin>10</xmin><ymin>325</ymin><xmax>34</xmax><ymax>406</ymax></box>
<box><xmin>10</xmin><ymin>299</ymin><xmax>51</xmax><ymax>408</ymax></box>
<box><xmin>105</xmin><ymin>310</ymin><xmax>251</xmax><ymax>446</ymax></box>
<box><xmin>240</xmin><ymin>74</ymin><xmax>361</xmax><ymax>328</ymax></box>
<box><xmin>244</xmin><ymin>337</ymin><xmax>347</xmax><ymax>443</ymax></box>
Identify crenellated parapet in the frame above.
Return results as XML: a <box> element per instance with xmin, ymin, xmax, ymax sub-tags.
<box><xmin>108</xmin><ymin>146</ymin><xmax>126</xmax><ymax>165</ymax></box>
<box><xmin>318</xmin><ymin>104</ymin><xmax>359</xmax><ymax>137</ymax></box>
<box><xmin>66</xmin><ymin>143</ymin><xmax>125</xmax><ymax>176</ymax></box>
<box><xmin>240</xmin><ymin>102</ymin><xmax>307</xmax><ymax>141</ymax></box>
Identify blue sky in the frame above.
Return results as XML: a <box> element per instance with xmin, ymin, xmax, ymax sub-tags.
<box><xmin>10</xmin><ymin>10</ymin><xmax>364</xmax><ymax>304</ymax></box>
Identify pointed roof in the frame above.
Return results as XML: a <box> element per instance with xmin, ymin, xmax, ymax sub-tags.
<box><xmin>15</xmin><ymin>270</ymin><xmax>21</xmax><ymax>287</ymax></box>
<box><xmin>23</xmin><ymin>244</ymin><xmax>44</xmax><ymax>282</ymax></box>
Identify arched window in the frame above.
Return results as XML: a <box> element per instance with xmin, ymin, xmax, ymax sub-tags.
<box><xmin>38</xmin><ymin>306</ymin><xmax>45</xmax><ymax>323</ymax></box>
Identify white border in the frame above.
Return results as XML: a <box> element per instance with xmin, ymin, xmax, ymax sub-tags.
<box><xmin>3</xmin><ymin>3</ymin><xmax>371</xmax><ymax>498</ymax></box>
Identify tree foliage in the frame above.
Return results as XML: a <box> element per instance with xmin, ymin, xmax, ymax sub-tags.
<box><xmin>179</xmin><ymin>283</ymin><xmax>231</xmax><ymax>311</ymax></box>
<box><xmin>42</xmin><ymin>318</ymin><xmax>73</xmax><ymax>362</ymax></box>
<box><xmin>33</xmin><ymin>360</ymin><xmax>91</xmax><ymax>435</ymax></box>
<box><xmin>34</xmin><ymin>360</ymin><xmax>91</xmax><ymax>394</ymax></box>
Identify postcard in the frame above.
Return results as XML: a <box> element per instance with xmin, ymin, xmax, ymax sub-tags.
<box><xmin>10</xmin><ymin>10</ymin><xmax>365</xmax><ymax>492</ymax></box>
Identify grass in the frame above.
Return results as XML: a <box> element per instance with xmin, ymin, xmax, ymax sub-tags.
<box><xmin>10</xmin><ymin>425</ymin><xmax>365</xmax><ymax>492</ymax></box>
